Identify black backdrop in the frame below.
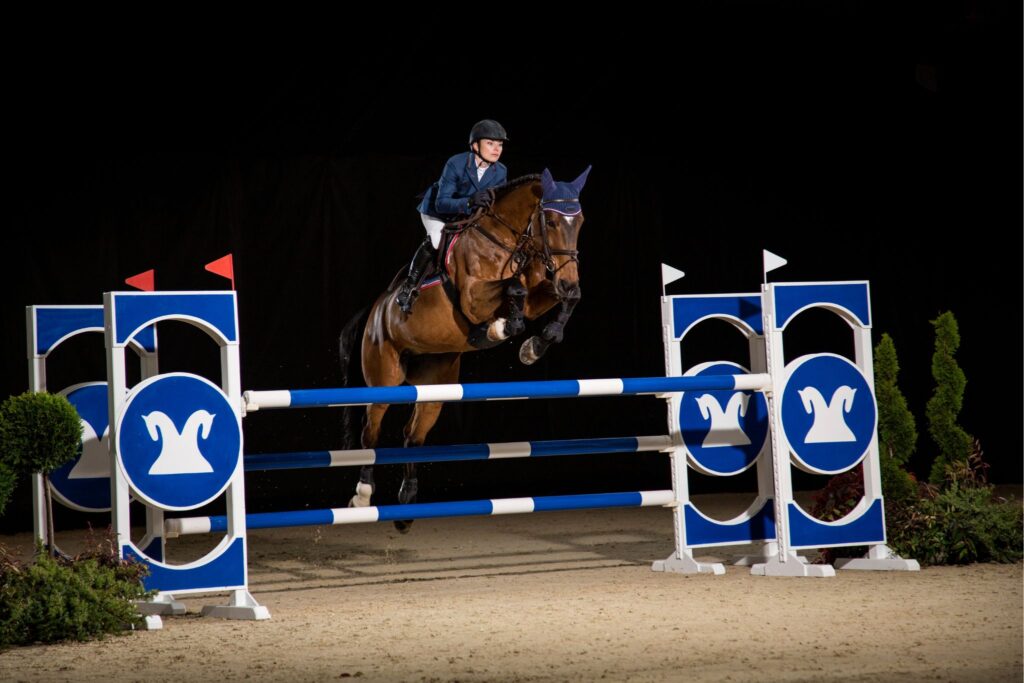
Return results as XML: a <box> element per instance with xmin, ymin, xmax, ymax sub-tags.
<box><xmin>4</xmin><ymin>5</ymin><xmax>1021</xmax><ymax>533</ymax></box>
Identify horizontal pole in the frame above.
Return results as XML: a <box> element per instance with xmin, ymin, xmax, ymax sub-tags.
<box><xmin>243</xmin><ymin>435</ymin><xmax>674</xmax><ymax>471</ymax></box>
<box><xmin>164</xmin><ymin>490</ymin><xmax>675</xmax><ymax>537</ymax></box>
<box><xmin>243</xmin><ymin>374</ymin><xmax>771</xmax><ymax>411</ymax></box>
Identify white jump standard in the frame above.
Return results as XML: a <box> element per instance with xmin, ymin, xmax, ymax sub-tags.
<box><xmin>105</xmin><ymin>291</ymin><xmax>268</xmax><ymax>620</ymax></box>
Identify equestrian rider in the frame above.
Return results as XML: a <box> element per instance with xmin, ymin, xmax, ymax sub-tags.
<box><xmin>396</xmin><ymin>119</ymin><xmax>509</xmax><ymax>313</ymax></box>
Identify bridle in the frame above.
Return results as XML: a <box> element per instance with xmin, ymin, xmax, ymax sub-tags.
<box><xmin>450</xmin><ymin>189</ymin><xmax>580</xmax><ymax>286</ymax></box>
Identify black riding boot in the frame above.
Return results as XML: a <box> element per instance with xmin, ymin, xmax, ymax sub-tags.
<box><xmin>396</xmin><ymin>237</ymin><xmax>437</xmax><ymax>313</ymax></box>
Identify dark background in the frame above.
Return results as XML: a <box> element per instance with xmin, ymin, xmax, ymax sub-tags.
<box><xmin>3</xmin><ymin>4</ymin><xmax>1021</xmax><ymax>533</ymax></box>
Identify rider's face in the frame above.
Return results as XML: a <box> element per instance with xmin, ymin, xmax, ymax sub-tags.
<box><xmin>473</xmin><ymin>138</ymin><xmax>504</xmax><ymax>164</ymax></box>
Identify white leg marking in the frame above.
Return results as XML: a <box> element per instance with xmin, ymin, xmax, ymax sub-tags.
<box><xmin>487</xmin><ymin>318</ymin><xmax>509</xmax><ymax>341</ymax></box>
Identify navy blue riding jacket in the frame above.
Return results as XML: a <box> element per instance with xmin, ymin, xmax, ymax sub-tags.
<box><xmin>417</xmin><ymin>151</ymin><xmax>507</xmax><ymax>220</ymax></box>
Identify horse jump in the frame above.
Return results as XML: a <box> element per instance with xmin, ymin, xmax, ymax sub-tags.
<box><xmin>26</xmin><ymin>263</ymin><xmax>919</xmax><ymax>623</ymax></box>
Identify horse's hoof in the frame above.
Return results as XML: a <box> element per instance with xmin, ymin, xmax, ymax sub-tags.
<box><xmin>393</xmin><ymin>519</ymin><xmax>414</xmax><ymax>534</ymax></box>
<box><xmin>398</xmin><ymin>478</ymin><xmax>418</xmax><ymax>505</ymax></box>
<box><xmin>519</xmin><ymin>337</ymin><xmax>540</xmax><ymax>365</ymax></box>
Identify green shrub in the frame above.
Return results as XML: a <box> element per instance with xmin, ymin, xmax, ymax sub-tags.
<box><xmin>887</xmin><ymin>445</ymin><xmax>1023</xmax><ymax>565</ymax></box>
<box><xmin>886</xmin><ymin>487</ymin><xmax>1023</xmax><ymax>566</ymax></box>
<box><xmin>815</xmin><ymin>443</ymin><xmax>1024</xmax><ymax>567</ymax></box>
<box><xmin>0</xmin><ymin>536</ymin><xmax>150</xmax><ymax>648</ymax></box>
<box><xmin>0</xmin><ymin>392</ymin><xmax>81</xmax><ymax>476</ymax></box>
<box><xmin>926</xmin><ymin>312</ymin><xmax>973</xmax><ymax>485</ymax></box>
<box><xmin>875</xmin><ymin>333</ymin><xmax>917</xmax><ymax>468</ymax></box>
<box><xmin>0</xmin><ymin>391</ymin><xmax>83</xmax><ymax>554</ymax></box>
<box><xmin>0</xmin><ymin>461</ymin><xmax>15</xmax><ymax>517</ymax></box>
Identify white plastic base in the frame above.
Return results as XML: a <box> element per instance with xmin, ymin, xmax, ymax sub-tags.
<box><xmin>201</xmin><ymin>604</ymin><xmax>272</xmax><ymax>620</ymax></box>
<box><xmin>141</xmin><ymin>615</ymin><xmax>163</xmax><ymax>630</ymax></box>
<box><xmin>136</xmin><ymin>594</ymin><xmax>187</xmax><ymax>616</ymax></box>
<box><xmin>730</xmin><ymin>552</ymin><xmax>811</xmax><ymax>566</ymax></box>
<box><xmin>751</xmin><ymin>552</ymin><xmax>836</xmax><ymax>577</ymax></box>
<box><xmin>735</xmin><ymin>552</ymin><xmax>812</xmax><ymax>566</ymax></box>
<box><xmin>652</xmin><ymin>552</ymin><xmax>725</xmax><ymax>575</ymax></box>
<box><xmin>727</xmin><ymin>542</ymin><xmax>807</xmax><ymax>567</ymax></box>
<box><xmin>834</xmin><ymin>545</ymin><xmax>920</xmax><ymax>571</ymax></box>
<box><xmin>200</xmin><ymin>590</ymin><xmax>271</xmax><ymax>621</ymax></box>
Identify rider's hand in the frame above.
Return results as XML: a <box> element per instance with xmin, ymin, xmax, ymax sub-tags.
<box><xmin>469</xmin><ymin>190</ymin><xmax>493</xmax><ymax>211</ymax></box>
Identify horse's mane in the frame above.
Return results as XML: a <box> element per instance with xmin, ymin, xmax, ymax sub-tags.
<box><xmin>492</xmin><ymin>174</ymin><xmax>541</xmax><ymax>202</ymax></box>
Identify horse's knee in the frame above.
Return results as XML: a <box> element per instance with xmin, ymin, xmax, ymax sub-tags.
<box><xmin>507</xmin><ymin>281</ymin><xmax>527</xmax><ymax>299</ymax></box>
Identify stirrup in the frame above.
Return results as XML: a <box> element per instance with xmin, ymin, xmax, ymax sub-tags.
<box><xmin>396</xmin><ymin>280</ymin><xmax>419</xmax><ymax>313</ymax></box>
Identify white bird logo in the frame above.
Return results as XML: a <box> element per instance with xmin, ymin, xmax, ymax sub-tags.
<box><xmin>67</xmin><ymin>420</ymin><xmax>110</xmax><ymax>479</ymax></box>
<box><xmin>143</xmin><ymin>410</ymin><xmax>216</xmax><ymax>475</ymax></box>
<box><xmin>696</xmin><ymin>393</ymin><xmax>752</xmax><ymax>448</ymax></box>
<box><xmin>798</xmin><ymin>386</ymin><xmax>857</xmax><ymax>444</ymax></box>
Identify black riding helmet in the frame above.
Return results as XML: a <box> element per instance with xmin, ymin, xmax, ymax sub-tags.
<box><xmin>469</xmin><ymin>119</ymin><xmax>509</xmax><ymax>146</ymax></box>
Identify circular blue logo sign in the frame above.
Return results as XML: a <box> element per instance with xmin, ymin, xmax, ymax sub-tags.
<box><xmin>49</xmin><ymin>383</ymin><xmax>112</xmax><ymax>512</ymax></box>
<box><xmin>678</xmin><ymin>362</ymin><xmax>769</xmax><ymax>476</ymax></box>
<box><xmin>116</xmin><ymin>373</ymin><xmax>241</xmax><ymax>511</ymax></box>
<box><xmin>780</xmin><ymin>354</ymin><xmax>876</xmax><ymax>474</ymax></box>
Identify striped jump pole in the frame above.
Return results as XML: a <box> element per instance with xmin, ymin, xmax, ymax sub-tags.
<box><xmin>242</xmin><ymin>374</ymin><xmax>771</xmax><ymax>411</ymax></box>
<box><xmin>243</xmin><ymin>435</ymin><xmax>673</xmax><ymax>471</ymax></box>
<box><xmin>165</xmin><ymin>490</ymin><xmax>675</xmax><ymax>537</ymax></box>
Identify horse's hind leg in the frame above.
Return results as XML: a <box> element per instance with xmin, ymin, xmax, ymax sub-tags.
<box><xmin>392</xmin><ymin>352</ymin><xmax>462</xmax><ymax>533</ymax></box>
<box><xmin>349</xmin><ymin>336</ymin><xmax>405</xmax><ymax>509</ymax></box>
<box><xmin>347</xmin><ymin>403</ymin><xmax>388</xmax><ymax>508</ymax></box>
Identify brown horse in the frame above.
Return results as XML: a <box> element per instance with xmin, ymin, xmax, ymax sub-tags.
<box><xmin>338</xmin><ymin>167</ymin><xmax>591</xmax><ymax>531</ymax></box>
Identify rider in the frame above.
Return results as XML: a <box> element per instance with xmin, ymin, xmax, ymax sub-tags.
<box><xmin>395</xmin><ymin>119</ymin><xmax>509</xmax><ymax>313</ymax></box>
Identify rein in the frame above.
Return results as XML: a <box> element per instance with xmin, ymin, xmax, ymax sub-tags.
<box><xmin>445</xmin><ymin>190</ymin><xmax>580</xmax><ymax>283</ymax></box>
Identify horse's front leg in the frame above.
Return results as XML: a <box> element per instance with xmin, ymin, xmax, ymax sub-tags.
<box><xmin>520</xmin><ymin>285</ymin><xmax>581</xmax><ymax>365</ymax></box>
<box><xmin>458</xmin><ymin>276</ymin><xmax>522</xmax><ymax>343</ymax></box>
<box><xmin>487</xmin><ymin>279</ymin><xmax>527</xmax><ymax>342</ymax></box>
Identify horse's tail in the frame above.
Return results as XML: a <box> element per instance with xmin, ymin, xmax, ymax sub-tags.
<box><xmin>339</xmin><ymin>305</ymin><xmax>370</xmax><ymax>450</ymax></box>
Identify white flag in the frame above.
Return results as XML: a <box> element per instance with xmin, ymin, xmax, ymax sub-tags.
<box><xmin>661</xmin><ymin>263</ymin><xmax>685</xmax><ymax>287</ymax></box>
<box><xmin>763</xmin><ymin>250</ymin><xmax>788</xmax><ymax>275</ymax></box>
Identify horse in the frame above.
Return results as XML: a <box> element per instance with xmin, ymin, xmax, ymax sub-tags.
<box><xmin>338</xmin><ymin>167</ymin><xmax>591</xmax><ymax>532</ymax></box>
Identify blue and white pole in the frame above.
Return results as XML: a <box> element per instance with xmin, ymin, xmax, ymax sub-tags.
<box><xmin>243</xmin><ymin>375</ymin><xmax>771</xmax><ymax>411</ymax></box>
<box><xmin>166</xmin><ymin>490</ymin><xmax>675</xmax><ymax>537</ymax></box>
<box><xmin>243</xmin><ymin>435</ymin><xmax>673</xmax><ymax>471</ymax></box>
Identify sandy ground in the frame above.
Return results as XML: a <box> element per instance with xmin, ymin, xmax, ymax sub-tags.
<box><xmin>1</xmin><ymin>493</ymin><xmax>1021</xmax><ymax>683</ymax></box>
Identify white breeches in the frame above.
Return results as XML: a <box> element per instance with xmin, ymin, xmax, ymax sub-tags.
<box><xmin>421</xmin><ymin>213</ymin><xmax>445</xmax><ymax>249</ymax></box>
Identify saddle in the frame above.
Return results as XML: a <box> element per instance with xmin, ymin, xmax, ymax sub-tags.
<box><xmin>415</xmin><ymin>225</ymin><xmax>462</xmax><ymax>296</ymax></box>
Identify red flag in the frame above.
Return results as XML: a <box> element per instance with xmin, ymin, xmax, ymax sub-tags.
<box><xmin>125</xmin><ymin>269</ymin><xmax>155</xmax><ymax>291</ymax></box>
<box><xmin>205</xmin><ymin>253</ymin><xmax>235</xmax><ymax>290</ymax></box>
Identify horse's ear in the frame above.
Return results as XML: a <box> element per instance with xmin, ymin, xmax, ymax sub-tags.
<box><xmin>541</xmin><ymin>168</ymin><xmax>557</xmax><ymax>197</ymax></box>
<box><xmin>571</xmin><ymin>165</ymin><xmax>592</xmax><ymax>193</ymax></box>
